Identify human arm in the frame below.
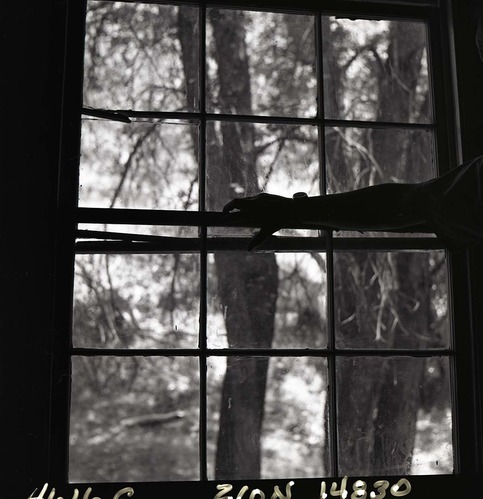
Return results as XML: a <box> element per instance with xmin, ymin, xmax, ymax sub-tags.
<box><xmin>223</xmin><ymin>183</ymin><xmax>431</xmax><ymax>250</ymax></box>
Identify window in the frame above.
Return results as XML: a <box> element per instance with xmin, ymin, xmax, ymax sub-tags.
<box><xmin>51</xmin><ymin>0</ymin><xmax>476</xmax><ymax>496</ymax></box>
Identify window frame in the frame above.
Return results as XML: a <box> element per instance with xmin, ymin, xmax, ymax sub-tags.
<box><xmin>48</xmin><ymin>0</ymin><xmax>482</xmax><ymax>496</ymax></box>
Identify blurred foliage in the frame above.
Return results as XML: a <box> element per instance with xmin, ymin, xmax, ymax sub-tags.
<box><xmin>70</xmin><ymin>356</ymin><xmax>200</xmax><ymax>482</ymax></box>
<box><xmin>83</xmin><ymin>1</ymin><xmax>198</xmax><ymax>111</ymax></box>
<box><xmin>74</xmin><ymin>253</ymin><xmax>200</xmax><ymax>349</ymax></box>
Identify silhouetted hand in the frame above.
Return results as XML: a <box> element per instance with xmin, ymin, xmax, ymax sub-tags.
<box><xmin>222</xmin><ymin>193</ymin><xmax>293</xmax><ymax>250</ymax></box>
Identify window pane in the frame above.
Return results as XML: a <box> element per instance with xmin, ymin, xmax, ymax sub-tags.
<box><xmin>334</xmin><ymin>251</ymin><xmax>450</xmax><ymax>349</ymax></box>
<box><xmin>207</xmin><ymin>9</ymin><xmax>317</xmax><ymax>117</ymax></box>
<box><xmin>69</xmin><ymin>356</ymin><xmax>199</xmax><ymax>482</ymax></box>
<box><xmin>79</xmin><ymin>119</ymin><xmax>198</xmax><ymax>210</ymax></box>
<box><xmin>336</xmin><ymin>356</ymin><xmax>453</xmax><ymax>475</ymax></box>
<box><xmin>83</xmin><ymin>1</ymin><xmax>199</xmax><ymax>111</ymax></box>
<box><xmin>73</xmin><ymin>253</ymin><xmax>200</xmax><ymax>348</ymax></box>
<box><xmin>325</xmin><ymin>126</ymin><xmax>435</xmax><ymax>237</ymax></box>
<box><xmin>207</xmin><ymin>122</ymin><xmax>319</xmax><ymax>237</ymax></box>
<box><xmin>208</xmin><ymin>252</ymin><xmax>327</xmax><ymax>349</ymax></box>
<box><xmin>322</xmin><ymin>17</ymin><xmax>431</xmax><ymax>123</ymax></box>
<box><xmin>326</xmin><ymin>127</ymin><xmax>435</xmax><ymax>190</ymax></box>
<box><xmin>207</xmin><ymin>356</ymin><xmax>329</xmax><ymax>479</ymax></box>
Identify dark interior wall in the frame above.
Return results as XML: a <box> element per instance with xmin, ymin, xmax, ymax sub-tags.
<box><xmin>452</xmin><ymin>0</ymin><xmax>483</xmax><ymax>162</ymax></box>
<box><xmin>1</xmin><ymin>0</ymin><xmax>483</xmax><ymax>494</ymax></box>
<box><xmin>1</xmin><ymin>0</ymin><xmax>66</xmax><ymax>491</ymax></box>
<box><xmin>452</xmin><ymin>0</ymin><xmax>483</xmax><ymax>474</ymax></box>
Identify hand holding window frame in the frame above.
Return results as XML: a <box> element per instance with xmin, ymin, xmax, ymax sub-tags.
<box><xmin>223</xmin><ymin>156</ymin><xmax>483</xmax><ymax>251</ymax></box>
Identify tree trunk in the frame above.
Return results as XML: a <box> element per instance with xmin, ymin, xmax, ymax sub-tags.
<box><xmin>372</xmin><ymin>256</ymin><xmax>430</xmax><ymax>475</ymax></box>
<box><xmin>371</xmin><ymin>21</ymin><xmax>431</xmax><ymax>475</ymax></box>
<box><xmin>335</xmin><ymin>21</ymin><xmax>432</xmax><ymax>475</ymax></box>
<box><xmin>178</xmin><ymin>7</ymin><xmax>279</xmax><ymax>479</ymax></box>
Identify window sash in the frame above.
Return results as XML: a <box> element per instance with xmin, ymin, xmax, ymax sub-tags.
<box><xmin>52</xmin><ymin>0</ymin><xmax>469</xmax><ymax>489</ymax></box>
